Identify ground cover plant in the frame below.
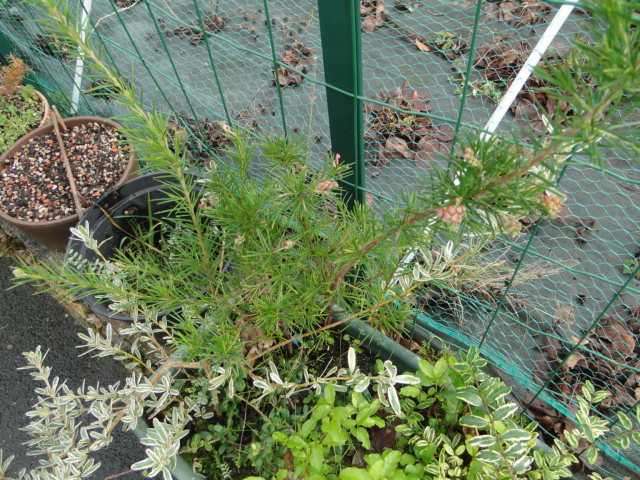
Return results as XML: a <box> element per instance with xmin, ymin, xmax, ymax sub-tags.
<box><xmin>2</xmin><ymin>0</ymin><xmax>640</xmax><ymax>479</ymax></box>
<box><xmin>0</xmin><ymin>55</ymin><xmax>45</xmax><ymax>153</ymax></box>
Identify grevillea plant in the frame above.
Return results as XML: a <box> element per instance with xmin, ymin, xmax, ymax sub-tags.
<box><xmin>2</xmin><ymin>0</ymin><xmax>639</xmax><ymax>479</ymax></box>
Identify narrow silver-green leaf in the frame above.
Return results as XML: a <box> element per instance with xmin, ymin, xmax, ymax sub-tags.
<box><xmin>348</xmin><ymin>347</ymin><xmax>356</xmax><ymax>374</ymax></box>
<box><xmin>388</xmin><ymin>386</ymin><xmax>401</xmax><ymax>416</ymax></box>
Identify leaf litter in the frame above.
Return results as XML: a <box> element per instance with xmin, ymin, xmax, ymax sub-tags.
<box><xmin>158</xmin><ymin>10</ymin><xmax>228</xmax><ymax>46</ymax></box>
<box><xmin>365</xmin><ymin>81</ymin><xmax>453</xmax><ymax>167</ymax></box>
<box><xmin>535</xmin><ymin>311</ymin><xmax>640</xmax><ymax>411</ymax></box>
<box><xmin>483</xmin><ymin>0</ymin><xmax>551</xmax><ymax>27</ymax></box>
<box><xmin>361</xmin><ymin>0</ymin><xmax>389</xmax><ymax>32</ymax></box>
<box><xmin>275</xmin><ymin>41</ymin><xmax>315</xmax><ymax>88</ymax></box>
<box><xmin>473</xmin><ymin>38</ymin><xmax>577</xmax><ymax>130</ymax></box>
<box><xmin>167</xmin><ymin>113</ymin><xmax>230</xmax><ymax>166</ymax></box>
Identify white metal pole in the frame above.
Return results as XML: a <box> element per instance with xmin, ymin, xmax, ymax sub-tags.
<box><xmin>481</xmin><ymin>0</ymin><xmax>577</xmax><ymax>139</ymax></box>
<box><xmin>70</xmin><ymin>0</ymin><xmax>93</xmax><ymax>115</ymax></box>
<box><xmin>392</xmin><ymin>2</ymin><xmax>578</xmax><ymax>287</ymax></box>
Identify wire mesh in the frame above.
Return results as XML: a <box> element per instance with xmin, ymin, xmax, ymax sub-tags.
<box><xmin>1</xmin><ymin>0</ymin><xmax>638</xmax><ymax>476</ymax></box>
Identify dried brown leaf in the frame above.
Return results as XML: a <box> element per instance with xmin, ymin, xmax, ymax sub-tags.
<box><xmin>565</xmin><ymin>353</ymin><xmax>584</xmax><ymax>370</ymax></box>
<box><xmin>361</xmin><ymin>16</ymin><xmax>379</xmax><ymax>32</ymax></box>
<box><xmin>415</xmin><ymin>38</ymin><xmax>432</xmax><ymax>52</ymax></box>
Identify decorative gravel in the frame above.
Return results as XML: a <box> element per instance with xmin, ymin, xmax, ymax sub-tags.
<box><xmin>0</xmin><ymin>122</ymin><xmax>129</xmax><ymax>222</ymax></box>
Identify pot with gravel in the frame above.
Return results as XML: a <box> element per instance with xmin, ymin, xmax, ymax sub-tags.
<box><xmin>0</xmin><ymin>115</ymin><xmax>138</xmax><ymax>251</ymax></box>
<box><xmin>0</xmin><ymin>55</ymin><xmax>50</xmax><ymax>154</ymax></box>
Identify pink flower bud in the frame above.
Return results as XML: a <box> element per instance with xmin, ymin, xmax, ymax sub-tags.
<box><xmin>436</xmin><ymin>197</ymin><xmax>466</xmax><ymax>227</ymax></box>
<box><xmin>540</xmin><ymin>192</ymin><xmax>562</xmax><ymax>216</ymax></box>
<box><xmin>366</xmin><ymin>193</ymin><xmax>374</xmax><ymax>206</ymax></box>
<box><xmin>315</xmin><ymin>180</ymin><xmax>339</xmax><ymax>194</ymax></box>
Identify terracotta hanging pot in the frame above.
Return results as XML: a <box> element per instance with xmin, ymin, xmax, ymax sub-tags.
<box><xmin>0</xmin><ymin>116</ymin><xmax>138</xmax><ymax>251</ymax></box>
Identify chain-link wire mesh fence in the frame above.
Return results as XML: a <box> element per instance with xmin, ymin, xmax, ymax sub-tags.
<box><xmin>1</xmin><ymin>0</ymin><xmax>638</xmax><ymax>476</ymax></box>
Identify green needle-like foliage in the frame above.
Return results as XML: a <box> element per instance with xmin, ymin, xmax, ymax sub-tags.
<box><xmin>16</xmin><ymin>0</ymin><xmax>640</xmax><ymax>369</ymax></box>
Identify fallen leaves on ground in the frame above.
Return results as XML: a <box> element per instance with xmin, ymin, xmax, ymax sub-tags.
<box><xmin>474</xmin><ymin>39</ymin><xmax>579</xmax><ymax>131</ymax></box>
<box><xmin>275</xmin><ymin>41</ymin><xmax>315</xmax><ymax>87</ymax></box>
<box><xmin>34</xmin><ymin>34</ymin><xmax>73</xmax><ymax>63</ymax></box>
<box><xmin>365</xmin><ymin>82</ymin><xmax>453</xmax><ymax>166</ymax></box>
<box><xmin>167</xmin><ymin>113</ymin><xmax>230</xmax><ymax>165</ymax></box>
<box><xmin>484</xmin><ymin>0</ymin><xmax>551</xmax><ymax>27</ymax></box>
<box><xmin>511</xmin><ymin>57</ymin><xmax>584</xmax><ymax>133</ymax></box>
<box><xmin>394</xmin><ymin>0</ymin><xmax>420</xmax><ymax>12</ymax></box>
<box><xmin>158</xmin><ymin>10</ymin><xmax>228</xmax><ymax>46</ymax></box>
<box><xmin>361</xmin><ymin>0</ymin><xmax>389</xmax><ymax>32</ymax></box>
<box><xmin>474</xmin><ymin>39</ymin><xmax>531</xmax><ymax>85</ymax></box>
<box><xmin>239</xmin><ymin>320</ymin><xmax>277</xmax><ymax>365</ymax></box>
<box><xmin>430</xmin><ymin>32</ymin><xmax>468</xmax><ymax>60</ymax></box>
<box><xmin>534</xmin><ymin>314</ymin><xmax>640</xmax><ymax>410</ymax></box>
<box><xmin>234</xmin><ymin>104</ymin><xmax>269</xmax><ymax>130</ymax></box>
<box><xmin>230</xmin><ymin>7</ymin><xmax>265</xmax><ymax>43</ymax></box>
<box><xmin>414</xmin><ymin>31</ymin><xmax>468</xmax><ymax>60</ymax></box>
<box><xmin>114</xmin><ymin>0</ymin><xmax>141</xmax><ymax>7</ymax></box>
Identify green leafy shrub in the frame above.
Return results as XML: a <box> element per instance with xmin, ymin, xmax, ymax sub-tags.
<box><xmin>247</xmin><ymin>348</ymin><xmax>640</xmax><ymax>480</ymax></box>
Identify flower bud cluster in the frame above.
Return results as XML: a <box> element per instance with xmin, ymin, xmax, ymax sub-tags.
<box><xmin>540</xmin><ymin>192</ymin><xmax>563</xmax><ymax>216</ymax></box>
<box><xmin>437</xmin><ymin>197</ymin><xmax>466</xmax><ymax>226</ymax></box>
<box><xmin>462</xmin><ymin>147</ymin><xmax>481</xmax><ymax>168</ymax></box>
<box><xmin>315</xmin><ymin>180</ymin><xmax>339</xmax><ymax>194</ymax></box>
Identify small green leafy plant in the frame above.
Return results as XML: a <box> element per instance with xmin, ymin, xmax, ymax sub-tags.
<box><xmin>245</xmin><ymin>347</ymin><xmax>640</xmax><ymax>480</ymax></box>
<box><xmin>449</xmin><ymin>59</ymin><xmax>503</xmax><ymax>105</ymax></box>
<box><xmin>0</xmin><ymin>56</ymin><xmax>43</xmax><ymax>151</ymax></box>
<box><xmin>621</xmin><ymin>257</ymin><xmax>640</xmax><ymax>279</ymax></box>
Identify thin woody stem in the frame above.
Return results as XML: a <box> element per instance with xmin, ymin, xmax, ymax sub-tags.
<box><xmin>330</xmin><ymin>90</ymin><xmax>618</xmax><ymax>294</ymax></box>
<box><xmin>254</xmin><ymin>276</ymin><xmax>426</xmax><ymax>361</ymax></box>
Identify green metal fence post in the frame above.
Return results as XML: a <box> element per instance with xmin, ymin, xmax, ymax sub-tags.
<box><xmin>317</xmin><ymin>0</ymin><xmax>365</xmax><ymax>207</ymax></box>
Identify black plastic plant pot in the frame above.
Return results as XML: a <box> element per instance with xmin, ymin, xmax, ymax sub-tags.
<box><xmin>65</xmin><ymin>172</ymin><xmax>201</xmax><ymax>322</ymax></box>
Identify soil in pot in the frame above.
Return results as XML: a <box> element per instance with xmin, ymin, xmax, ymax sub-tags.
<box><xmin>0</xmin><ymin>121</ymin><xmax>130</xmax><ymax>222</ymax></box>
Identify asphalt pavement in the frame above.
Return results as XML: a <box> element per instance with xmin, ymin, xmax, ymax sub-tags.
<box><xmin>0</xmin><ymin>234</ymin><xmax>145</xmax><ymax>479</ymax></box>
